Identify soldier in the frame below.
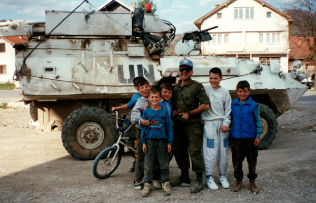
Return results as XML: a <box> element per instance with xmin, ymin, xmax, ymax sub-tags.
<box><xmin>171</xmin><ymin>59</ymin><xmax>210</xmax><ymax>193</ymax></box>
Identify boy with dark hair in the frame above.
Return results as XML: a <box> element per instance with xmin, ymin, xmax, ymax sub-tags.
<box><xmin>202</xmin><ymin>67</ymin><xmax>231</xmax><ymax>190</ymax></box>
<box><xmin>141</xmin><ymin>89</ymin><xmax>173</xmax><ymax>197</ymax></box>
<box><xmin>231</xmin><ymin>80</ymin><xmax>261</xmax><ymax>193</ymax></box>
<box><xmin>131</xmin><ymin>78</ymin><xmax>151</xmax><ymax>189</ymax></box>
<box><xmin>111</xmin><ymin>76</ymin><xmax>144</xmax><ymax>112</ymax></box>
<box><xmin>151</xmin><ymin>82</ymin><xmax>173</xmax><ymax>190</ymax></box>
<box><xmin>159</xmin><ymin>82</ymin><xmax>173</xmax><ymax>117</ymax></box>
<box><xmin>112</xmin><ymin>76</ymin><xmax>145</xmax><ymax>172</ymax></box>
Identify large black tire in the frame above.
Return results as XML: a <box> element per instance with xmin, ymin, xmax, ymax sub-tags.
<box><xmin>92</xmin><ymin>146</ymin><xmax>121</xmax><ymax>179</ymax></box>
<box><xmin>62</xmin><ymin>107</ymin><xmax>116</xmax><ymax>160</ymax></box>
<box><xmin>258</xmin><ymin>103</ymin><xmax>278</xmax><ymax>150</ymax></box>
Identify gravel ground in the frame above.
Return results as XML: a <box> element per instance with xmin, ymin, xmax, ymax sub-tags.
<box><xmin>0</xmin><ymin>91</ymin><xmax>315</xmax><ymax>203</ymax></box>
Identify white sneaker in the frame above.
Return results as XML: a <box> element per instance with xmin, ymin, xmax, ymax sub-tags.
<box><xmin>206</xmin><ymin>176</ymin><xmax>218</xmax><ymax>190</ymax></box>
<box><xmin>219</xmin><ymin>175</ymin><xmax>230</xmax><ymax>189</ymax></box>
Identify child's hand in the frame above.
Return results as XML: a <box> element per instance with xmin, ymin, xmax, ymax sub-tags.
<box><xmin>142</xmin><ymin>144</ymin><xmax>147</xmax><ymax>153</ymax></box>
<box><xmin>221</xmin><ymin>125</ymin><xmax>229</xmax><ymax>133</ymax></box>
<box><xmin>167</xmin><ymin>145</ymin><xmax>172</xmax><ymax>153</ymax></box>
<box><xmin>144</xmin><ymin>102</ymin><xmax>150</xmax><ymax>110</ymax></box>
<box><xmin>254</xmin><ymin>138</ymin><xmax>260</xmax><ymax>146</ymax></box>
<box><xmin>111</xmin><ymin>107</ymin><xmax>117</xmax><ymax>112</ymax></box>
<box><xmin>172</xmin><ymin>110</ymin><xmax>177</xmax><ymax>117</ymax></box>
<box><xmin>140</xmin><ymin>119</ymin><xmax>151</xmax><ymax>126</ymax></box>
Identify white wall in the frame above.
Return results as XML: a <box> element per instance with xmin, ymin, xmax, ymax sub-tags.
<box><xmin>0</xmin><ymin>39</ymin><xmax>16</xmax><ymax>83</ymax></box>
<box><xmin>200</xmin><ymin>0</ymin><xmax>290</xmax><ymax>72</ymax></box>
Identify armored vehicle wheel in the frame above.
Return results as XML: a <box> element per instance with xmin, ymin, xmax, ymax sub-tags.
<box><xmin>258</xmin><ymin>104</ymin><xmax>278</xmax><ymax>150</ymax></box>
<box><xmin>62</xmin><ymin>107</ymin><xmax>116</xmax><ymax>160</ymax></box>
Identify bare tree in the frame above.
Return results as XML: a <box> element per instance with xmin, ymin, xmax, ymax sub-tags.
<box><xmin>283</xmin><ymin>0</ymin><xmax>316</xmax><ymax>85</ymax></box>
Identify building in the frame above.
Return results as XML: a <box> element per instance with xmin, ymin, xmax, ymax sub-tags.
<box><xmin>98</xmin><ymin>0</ymin><xmax>132</xmax><ymax>12</ymax></box>
<box><xmin>194</xmin><ymin>0</ymin><xmax>292</xmax><ymax>72</ymax></box>
<box><xmin>289</xmin><ymin>37</ymin><xmax>315</xmax><ymax>75</ymax></box>
<box><xmin>0</xmin><ymin>36</ymin><xmax>27</xmax><ymax>84</ymax></box>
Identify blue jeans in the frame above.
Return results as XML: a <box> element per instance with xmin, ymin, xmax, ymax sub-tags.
<box><xmin>144</xmin><ymin>139</ymin><xmax>170</xmax><ymax>184</ymax></box>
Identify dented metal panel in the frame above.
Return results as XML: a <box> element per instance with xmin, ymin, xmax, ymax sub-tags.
<box><xmin>45</xmin><ymin>11</ymin><xmax>132</xmax><ymax>36</ymax></box>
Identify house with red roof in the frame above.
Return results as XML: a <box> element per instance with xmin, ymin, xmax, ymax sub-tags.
<box><xmin>0</xmin><ymin>36</ymin><xmax>28</xmax><ymax>84</ymax></box>
<box><xmin>194</xmin><ymin>0</ymin><xmax>292</xmax><ymax>72</ymax></box>
<box><xmin>289</xmin><ymin>37</ymin><xmax>315</xmax><ymax>75</ymax></box>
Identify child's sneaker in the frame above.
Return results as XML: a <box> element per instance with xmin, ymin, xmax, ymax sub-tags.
<box><xmin>219</xmin><ymin>175</ymin><xmax>230</xmax><ymax>189</ymax></box>
<box><xmin>206</xmin><ymin>176</ymin><xmax>218</xmax><ymax>190</ymax></box>
<box><xmin>153</xmin><ymin>180</ymin><xmax>162</xmax><ymax>190</ymax></box>
<box><xmin>134</xmin><ymin>181</ymin><xmax>142</xmax><ymax>190</ymax></box>
<box><xmin>141</xmin><ymin>183</ymin><xmax>152</xmax><ymax>197</ymax></box>
<box><xmin>162</xmin><ymin>182</ymin><xmax>171</xmax><ymax>195</ymax></box>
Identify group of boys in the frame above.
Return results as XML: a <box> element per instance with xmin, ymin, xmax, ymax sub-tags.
<box><xmin>112</xmin><ymin>59</ymin><xmax>261</xmax><ymax>197</ymax></box>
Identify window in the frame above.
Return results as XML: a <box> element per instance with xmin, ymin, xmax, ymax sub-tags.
<box><xmin>260</xmin><ymin>57</ymin><xmax>280</xmax><ymax>67</ymax></box>
<box><xmin>212</xmin><ymin>35</ymin><xmax>217</xmax><ymax>45</ymax></box>
<box><xmin>0</xmin><ymin>43</ymin><xmax>5</xmax><ymax>53</ymax></box>
<box><xmin>217</xmin><ymin>13</ymin><xmax>222</xmax><ymax>19</ymax></box>
<box><xmin>224</xmin><ymin>34</ymin><xmax>229</xmax><ymax>43</ymax></box>
<box><xmin>209</xmin><ymin>34</ymin><xmax>227</xmax><ymax>45</ymax></box>
<box><xmin>234</xmin><ymin>8</ymin><xmax>254</xmax><ymax>19</ymax></box>
<box><xmin>259</xmin><ymin>33</ymin><xmax>263</xmax><ymax>42</ymax></box>
<box><xmin>267</xmin><ymin>12</ymin><xmax>271</xmax><ymax>18</ymax></box>
<box><xmin>0</xmin><ymin>65</ymin><xmax>6</xmax><ymax>74</ymax></box>
<box><xmin>262</xmin><ymin>33</ymin><xmax>281</xmax><ymax>44</ymax></box>
<box><xmin>266</xmin><ymin>33</ymin><xmax>270</xmax><ymax>43</ymax></box>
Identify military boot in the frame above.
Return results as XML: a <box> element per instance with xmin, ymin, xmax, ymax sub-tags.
<box><xmin>249</xmin><ymin>180</ymin><xmax>259</xmax><ymax>193</ymax></box>
<box><xmin>190</xmin><ymin>172</ymin><xmax>204</xmax><ymax>193</ymax></box>
<box><xmin>233</xmin><ymin>179</ymin><xmax>242</xmax><ymax>192</ymax></box>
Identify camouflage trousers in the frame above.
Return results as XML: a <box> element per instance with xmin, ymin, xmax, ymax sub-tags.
<box><xmin>231</xmin><ymin>138</ymin><xmax>258</xmax><ymax>180</ymax></box>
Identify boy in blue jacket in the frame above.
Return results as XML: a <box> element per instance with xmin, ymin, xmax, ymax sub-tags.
<box><xmin>140</xmin><ymin>89</ymin><xmax>173</xmax><ymax>197</ymax></box>
<box><xmin>231</xmin><ymin>80</ymin><xmax>261</xmax><ymax>193</ymax></box>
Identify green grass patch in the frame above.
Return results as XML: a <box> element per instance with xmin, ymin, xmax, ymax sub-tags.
<box><xmin>0</xmin><ymin>103</ymin><xmax>9</xmax><ymax>109</ymax></box>
<box><xmin>0</xmin><ymin>83</ymin><xmax>15</xmax><ymax>90</ymax></box>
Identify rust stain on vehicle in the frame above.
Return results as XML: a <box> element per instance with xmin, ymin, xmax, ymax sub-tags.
<box><xmin>81</xmin><ymin>39</ymin><xmax>91</xmax><ymax>49</ymax></box>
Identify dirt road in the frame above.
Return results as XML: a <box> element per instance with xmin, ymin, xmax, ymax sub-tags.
<box><xmin>0</xmin><ymin>91</ymin><xmax>315</xmax><ymax>202</ymax></box>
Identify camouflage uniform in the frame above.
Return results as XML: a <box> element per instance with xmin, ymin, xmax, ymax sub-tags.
<box><xmin>172</xmin><ymin>79</ymin><xmax>210</xmax><ymax>173</ymax></box>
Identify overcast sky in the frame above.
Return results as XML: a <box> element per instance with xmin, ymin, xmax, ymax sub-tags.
<box><xmin>0</xmin><ymin>0</ymin><xmax>289</xmax><ymax>34</ymax></box>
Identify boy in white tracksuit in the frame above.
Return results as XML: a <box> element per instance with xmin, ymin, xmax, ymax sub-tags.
<box><xmin>202</xmin><ymin>67</ymin><xmax>231</xmax><ymax>190</ymax></box>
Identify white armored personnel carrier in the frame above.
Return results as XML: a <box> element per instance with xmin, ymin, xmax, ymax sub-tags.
<box><xmin>0</xmin><ymin>3</ymin><xmax>308</xmax><ymax>159</ymax></box>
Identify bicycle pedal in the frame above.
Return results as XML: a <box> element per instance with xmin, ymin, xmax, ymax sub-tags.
<box><xmin>124</xmin><ymin>146</ymin><xmax>129</xmax><ymax>152</ymax></box>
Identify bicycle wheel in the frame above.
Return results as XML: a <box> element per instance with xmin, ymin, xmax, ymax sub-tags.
<box><xmin>92</xmin><ymin>146</ymin><xmax>121</xmax><ymax>179</ymax></box>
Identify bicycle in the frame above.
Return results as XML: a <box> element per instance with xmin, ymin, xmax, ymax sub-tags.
<box><xmin>92</xmin><ymin>110</ymin><xmax>136</xmax><ymax>179</ymax></box>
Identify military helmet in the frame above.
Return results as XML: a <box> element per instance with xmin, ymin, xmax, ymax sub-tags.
<box><xmin>179</xmin><ymin>59</ymin><xmax>193</xmax><ymax>70</ymax></box>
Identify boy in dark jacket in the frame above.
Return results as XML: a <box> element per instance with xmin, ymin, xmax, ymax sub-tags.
<box><xmin>140</xmin><ymin>89</ymin><xmax>173</xmax><ymax>197</ymax></box>
<box><xmin>231</xmin><ymin>80</ymin><xmax>261</xmax><ymax>193</ymax></box>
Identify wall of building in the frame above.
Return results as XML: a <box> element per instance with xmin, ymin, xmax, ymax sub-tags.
<box><xmin>0</xmin><ymin>39</ymin><xmax>15</xmax><ymax>83</ymax></box>
<box><xmin>200</xmin><ymin>0</ymin><xmax>290</xmax><ymax>72</ymax></box>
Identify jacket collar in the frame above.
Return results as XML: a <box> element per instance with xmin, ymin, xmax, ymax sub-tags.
<box><xmin>233</xmin><ymin>96</ymin><xmax>253</xmax><ymax>105</ymax></box>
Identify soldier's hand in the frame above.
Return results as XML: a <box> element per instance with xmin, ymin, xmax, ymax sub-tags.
<box><xmin>140</xmin><ymin>119</ymin><xmax>150</xmax><ymax>126</ymax></box>
<box><xmin>254</xmin><ymin>138</ymin><xmax>260</xmax><ymax>146</ymax></box>
<box><xmin>143</xmin><ymin>144</ymin><xmax>147</xmax><ymax>153</ymax></box>
<box><xmin>221</xmin><ymin>125</ymin><xmax>229</xmax><ymax>133</ymax></box>
<box><xmin>179</xmin><ymin>112</ymin><xmax>189</xmax><ymax>120</ymax></box>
